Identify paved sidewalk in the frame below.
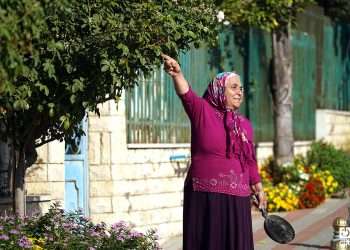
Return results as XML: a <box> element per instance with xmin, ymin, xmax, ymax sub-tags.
<box><xmin>162</xmin><ymin>198</ymin><xmax>350</xmax><ymax>250</ymax></box>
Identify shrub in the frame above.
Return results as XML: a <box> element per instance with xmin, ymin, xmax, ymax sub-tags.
<box><xmin>0</xmin><ymin>215</ymin><xmax>34</xmax><ymax>249</ymax></box>
<box><xmin>304</xmin><ymin>140</ymin><xmax>350</xmax><ymax>189</ymax></box>
<box><xmin>259</xmin><ymin>146</ymin><xmax>340</xmax><ymax>212</ymax></box>
<box><xmin>298</xmin><ymin>178</ymin><xmax>326</xmax><ymax>209</ymax></box>
<box><xmin>264</xmin><ymin>183</ymin><xmax>299</xmax><ymax>212</ymax></box>
<box><xmin>0</xmin><ymin>203</ymin><xmax>160</xmax><ymax>250</ymax></box>
<box><xmin>307</xmin><ymin>166</ymin><xmax>339</xmax><ymax>197</ymax></box>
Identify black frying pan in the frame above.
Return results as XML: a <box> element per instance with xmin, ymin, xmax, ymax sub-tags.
<box><xmin>252</xmin><ymin>195</ymin><xmax>295</xmax><ymax>244</ymax></box>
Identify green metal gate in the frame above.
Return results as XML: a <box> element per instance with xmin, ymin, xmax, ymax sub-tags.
<box><xmin>125</xmin><ymin>10</ymin><xmax>350</xmax><ymax>144</ymax></box>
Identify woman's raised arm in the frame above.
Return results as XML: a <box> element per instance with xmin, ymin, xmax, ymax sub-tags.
<box><xmin>162</xmin><ymin>54</ymin><xmax>189</xmax><ymax>95</ymax></box>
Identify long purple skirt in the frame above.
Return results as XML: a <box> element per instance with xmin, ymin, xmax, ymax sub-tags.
<box><xmin>183</xmin><ymin>181</ymin><xmax>254</xmax><ymax>250</ymax></box>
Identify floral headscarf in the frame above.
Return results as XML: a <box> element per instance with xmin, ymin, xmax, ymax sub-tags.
<box><xmin>203</xmin><ymin>72</ymin><xmax>254</xmax><ymax>171</ymax></box>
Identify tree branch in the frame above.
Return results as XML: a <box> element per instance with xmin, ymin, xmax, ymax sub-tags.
<box><xmin>35</xmin><ymin>133</ymin><xmax>64</xmax><ymax>148</ymax></box>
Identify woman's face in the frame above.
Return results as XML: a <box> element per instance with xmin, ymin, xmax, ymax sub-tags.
<box><xmin>224</xmin><ymin>75</ymin><xmax>243</xmax><ymax>110</ymax></box>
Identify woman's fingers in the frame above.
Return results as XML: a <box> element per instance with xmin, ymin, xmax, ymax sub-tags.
<box><xmin>161</xmin><ymin>53</ymin><xmax>171</xmax><ymax>61</ymax></box>
<box><xmin>161</xmin><ymin>53</ymin><xmax>181</xmax><ymax>76</ymax></box>
<box><xmin>162</xmin><ymin>54</ymin><xmax>173</xmax><ymax>68</ymax></box>
<box><xmin>258</xmin><ymin>191</ymin><xmax>267</xmax><ymax>210</ymax></box>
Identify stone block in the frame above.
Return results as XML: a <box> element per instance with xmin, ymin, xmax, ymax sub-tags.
<box><xmin>112</xmin><ymin>160</ymin><xmax>188</xmax><ymax>180</ymax></box>
<box><xmin>90</xmin><ymin>181</ymin><xmax>114</xmax><ymax>197</ymax></box>
<box><xmin>112</xmin><ymin>196</ymin><xmax>132</xmax><ymax>213</ymax></box>
<box><xmin>97</xmin><ymin>102</ymin><xmax>110</xmax><ymax>116</ymax></box>
<box><xmin>48</xmin><ymin>140</ymin><xmax>65</xmax><ymax>164</ymax></box>
<box><xmin>88</xmin><ymin>132</ymin><xmax>101</xmax><ymax>165</ymax></box>
<box><xmin>88</xmin><ymin>116</ymin><xmax>107</xmax><ymax>132</ymax></box>
<box><xmin>26</xmin><ymin>164</ymin><xmax>47</xmax><ymax>182</ymax></box>
<box><xmin>123</xmin><ymin>148</ymin><xmax>190</xmax><ymax>166</ymax></box>
<box><xmin>36</xmin><ymin>144</ymin><xmax>48</xmax><ymax>163</ymax></box>
<box><xmin>48</xmin><ymin>164</ymin><xmax>65</xmax><ymax>182</ymax></box>
<box><xmin>89</xmin><ymin>116</ymin><xmax>125</xmax><ymax>133</ymax></box>
<box><xmin>111</xmin><ymin>163</ymin><xmax>153</xmax><ymax>180</ymax></box>
<box><xmin>90</xmin><ymin>197</ymin><xmax>113</xmax><ymax>214</ymax></box>
<box><xmin>50</xmin><ymin>182</ymin><xmax>65</xmax><ymax>200</ymax></box>
<box><xmin>316</xmin><ymin>110</ymin><xmax>330</xmax><ymax>139</ymax></box>
<box><xmin>112</xmin><ymin>193</ymin><xmax>183</xmax><ymax>214</ymax></box>
<box><xmin>316</xmin><ymin>109</ymin><xmax>350</xmax><ymax>144</ymax></box>
<box><xmin>111</xmin><ymin>140</ymin><xmax>128</xmax><ymax>164</ymax></box>
<box><xmin>113</xmin><ymin>178</ymin><xmax>184</xmax><ymax>196</ymax></box>
<box><xmin>110</xmin><ymin>93</ymin><xmax>126</xmax><ymax>116</ymax></box>
<box><xmin>334</xmin><ymin>114</ymin><xmax>349</xmax><ymax>124</ymax></box>
<box><xmin>118</xmin><ymin>206</ymin><xmax>182</xmax><ymax>227</ymax></box>
<box><xmin>155</xmin><ymin>221</ymin><xmax>182</xmax><ymax>241</ymax></box>
<box><xmin>126</xmin><ymin>193</ymin><xmax>183</xmax><ymax>211</ymax></box>
<box><xmin>89</xmin><ymin>213</ymin><xmax>118</xmax><ymax>225</ymax></box>
<box><xmin>89</xmin><ymin>165</ymin><xmax>111</xmax><ymax>181</ymax></box>
<box><xmin>333</xmin><ymin>123</ymin><xmax>350</xmax><ymax>135</ymax></box>
<box><xmin>101</xmin><ymin>132</ymin><xmax>111</xmax><ymax>164</ymax></box>
<box><xmin>26</xmin><ymin>182</ymin><xmax>51</xmax><ymax>195</ymax></box>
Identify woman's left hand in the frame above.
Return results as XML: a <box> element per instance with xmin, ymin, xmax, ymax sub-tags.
<box><xmin>252</xmin><ymin>182</ymin><xmax>267</xmax><ymax>210</ymax></box>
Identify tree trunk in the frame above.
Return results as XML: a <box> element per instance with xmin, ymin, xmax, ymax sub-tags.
<box><xmin>271</xmin><ymin>27</ymin><xmax>294</xmax><ymax>166</ymax></box>
<box><xmin>12</xmin><ymin>147</ymin><xmax>26</xmax><ymax>216</ymax></box>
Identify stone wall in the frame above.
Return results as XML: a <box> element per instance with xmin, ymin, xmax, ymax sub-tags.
<box><xmin>256</xmin><ymin>141</ymin><xmax>312</xmax><ymax>165</ymax></box>
<box><xmin>316</xmin><ymin>109</ymin><xmax>350</xmax><ymax>151</ymax></box>
<box><xmin>20</xmin><ymin>105</ymin><xmax>350</xmax><ymax>244</ymax></box>
<box><xmin>0</xmin><ymin>140</ymin><xmax>64</xmax><ymax>215</ymax></box>
<box><xmin>88</xmin><ymin>106</ymin><xmax>350</xmax><ymax>244</ymax></box>
<box><xmin>88</xmin><ymin>98</ymin><xmax>189</xmax><ymax>242</ymax></box>
<box><xmin>25</xmin><ymin>141</ymin><xmax>65</xmax><ymax>215</ymax></box>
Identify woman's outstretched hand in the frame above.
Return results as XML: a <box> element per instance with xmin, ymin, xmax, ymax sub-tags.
<box><xmin>161</xmin><ymin>54</ymin><xmax>181</xmax><ymax>77</ymax></box>
<box><xmin>161</xmin><ymin>53</ymin><xmax>189</xmax><ymax>95</ymax></box>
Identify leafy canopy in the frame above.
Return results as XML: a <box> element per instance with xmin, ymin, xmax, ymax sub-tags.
<box><xmin>0</xmin><ymin>0</ymin><xmax>217</xmax><ymax>151</ymax></box>
<box><xmin>315</xmin><ymin>0</ymin><xmax>350</xmax><ymax>22</ymax></box>
<box><xmin>216</xmin><ymin>0</ymin><xmax>314</xmax><ymax>31</ymax></box>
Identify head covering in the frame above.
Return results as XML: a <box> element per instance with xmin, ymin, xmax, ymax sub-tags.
<box><xmin>203</xmin><ymin>72</ymin><xmax>254</xmax><ymax>171</ymax></box>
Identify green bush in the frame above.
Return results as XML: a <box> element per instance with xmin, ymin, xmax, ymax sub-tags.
<box><xmin>0</xmin><ymin>203</ymin><xmax>160</xmax><ymax>249</ymax></box>
<box><xmin>304</xmin><ymin>140</ymin><xmax>350</xmax><ymax>189</ymax></box>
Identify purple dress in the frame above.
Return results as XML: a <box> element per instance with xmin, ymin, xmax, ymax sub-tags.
<box><xmin>179</xmin><ymin>88</ymin><xmax>260</xmax><ymax>250</ymax></box>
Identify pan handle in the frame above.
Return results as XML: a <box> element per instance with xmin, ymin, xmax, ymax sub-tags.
<box><xmin>251</xmin><ymin>194</ymin><xmax>268</xmax><ymax>218</ymax></box>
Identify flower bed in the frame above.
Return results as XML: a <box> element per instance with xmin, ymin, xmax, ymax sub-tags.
<box><xmin>0</xmin><ymin>203</ymin><xmax>160</xmax><ymax>250</ymax></box>
<box><xmin>260</xmin><ymin>140</ymin><xmax>346</xmax><ymax>212</ymax></box>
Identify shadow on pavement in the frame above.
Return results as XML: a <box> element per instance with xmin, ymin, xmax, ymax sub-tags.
<box><xmin>288</xmin><ymin>243</ymin><xmax>331</xmax><ymax>249</ymax></box>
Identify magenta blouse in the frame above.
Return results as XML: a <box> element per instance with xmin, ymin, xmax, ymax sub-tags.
<box><xmin>180</xmin><ymin>88</ymin><xmax>261</xmax><ymax>197</ymax></box>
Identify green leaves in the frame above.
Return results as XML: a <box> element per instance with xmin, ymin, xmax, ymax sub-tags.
<box><xmin>218</xmin><ymin>0</ymin><xmax>315</xmax><ymax>31</ymax></box>
<box><xmin>316</xmin><ymin>0</ymin><xmax>350</xmax><ymax>22</ymax></box>
<box><xmin>59</xmin><ymin>115</ymin><xmax>71</xmax><ymax>130</ymax></box>
<box><xmin>72</xmin><ymin>78</ymin><xmax>84</xmax><ymax>93</ymax></box>
<box><xmin>117</xmin><ymin>44</ymin><xmax>129</xmax><ymax>56</ymax></box>
<box><xmin>35</xmin><ymin>83</ymin><xmax>49</xmax><ymax>96</ymax></box>
<box><xmin>43</xmin><ymin>59</ymin><xmax>56</xmax><ymax>80</ymax></box>
<box><xmin>13</xmin><ymin>100</ymin><xmax>29</xmax><ymax>111</ymax></box>
<box><xmin>0</xmin><ymin>0</ymin><xmax>217</xmax><ymax>149</ymax></box>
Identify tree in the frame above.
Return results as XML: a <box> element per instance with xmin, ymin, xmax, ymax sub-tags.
<box><xmin>0</xmin><ymin>0</ymin><xmax>217</xmax><ymax>215</ymax></box>
<box><xmin>216</xmin><ymin>0</ymin><xmax>314</xmax><ymax>166</ymax></box>
<box><xmin>316</xmin><ymin>0</ymin><xmax>350</xmax><ymax>22</ymax></box>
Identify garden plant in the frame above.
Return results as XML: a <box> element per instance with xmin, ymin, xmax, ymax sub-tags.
<box><xmin>260</xmin><ymin>140</ymin><xmax>347</xmax><ymax>212</ymax></box>
<box><xmin>0</xmin><ymin>203</ymin><xmax>159</xmax><ymax>250</ymax></box>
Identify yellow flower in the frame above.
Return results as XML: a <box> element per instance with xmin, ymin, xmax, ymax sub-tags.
<box><xmin>28</xmin><ymin>237</ymin><xmax>45</xmax><ymax>250</ymax></box>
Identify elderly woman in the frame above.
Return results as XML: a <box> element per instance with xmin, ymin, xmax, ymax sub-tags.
<box><xmin>162</xmin><ymin>54</ymin><xmax>266</xmax><ymax>250</ymax></box>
